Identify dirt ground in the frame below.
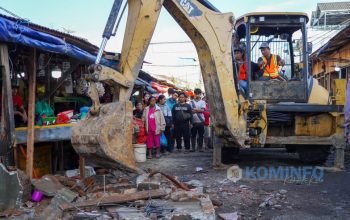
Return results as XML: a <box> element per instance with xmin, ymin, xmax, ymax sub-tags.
<box><xmin>140</xmin><ymin>148</ymin><xmax>350</xmax><ymax>220</ymax></box>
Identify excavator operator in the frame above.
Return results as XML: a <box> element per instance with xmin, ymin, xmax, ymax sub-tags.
<box><xmin>257</xmin><ymin>42</ymin><xmax>286</xmax><ymax>81</ymax></box>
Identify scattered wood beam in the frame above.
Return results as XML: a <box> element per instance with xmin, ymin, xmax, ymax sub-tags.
<box><xmin>60</xmin><ymin>189</ymin><xmax>167</xmax><ymax>210</ymax></box>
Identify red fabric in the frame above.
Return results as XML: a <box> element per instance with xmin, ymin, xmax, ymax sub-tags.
<box><xmin>151</xmin><ymin>82</ymin><xmax>168</xmax><ymax>93</ymax></box>
<box><xmin>203</xmin><ymin>104</ymin><xmax>210</xmax><ymax>126</ymax></box>
<box><xmin>185</xmin><ymin>90</ymin><xmax>194</xmax><ymax>97</ymax></box>
<box><xmin>13</xmin><ymin>95</ymin><xmax>23</xmax><ymax>108</ymax></box>
<box><xmin>239</xmin><ymin>63</ymin><xmax>247</xmax><ymax>80</ymax></box>
<box><xmin>148</xmin><ymin>107</ymin><xmax>156</xmax><ymax>132</ymax></box>
<box><xmin>134</xmin><ymin>117</ymin><xmax>147</xmax><ymax>144</ymax></box>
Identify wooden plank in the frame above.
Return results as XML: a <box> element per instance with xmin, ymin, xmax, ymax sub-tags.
<box><xmin>60</xmin><ymin>189</ymin><xmax>167</xmax><ymax>210</ymax></box>
<box><xmin>79</xmin><ymin>156</ymin><xmax>85</xmax><ymax>179</ymax></box>
<box><xmin>0</xmin><ymin>44</ymin><xmax>16</xmax><ymax>166</ymax></box>
<box><xmin>59</xmin><ymin>142</ymin><xmax>64</xmax><ymax>172</ymax></box>
<box><xmin>265</xmin><ymin>136</ymin><xmax>332</xmax><ymax>145</ymax></box>
<box><xmin>26</xmin><ymin>48</ymin><xmax>36</xmax><ymax>179</ymax></box>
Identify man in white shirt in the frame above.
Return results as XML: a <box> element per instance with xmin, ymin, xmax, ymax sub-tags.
<box><xmin>189</xmin><ymin>88</ymin><xmax>206</xmax><ymax>152</ymax></box>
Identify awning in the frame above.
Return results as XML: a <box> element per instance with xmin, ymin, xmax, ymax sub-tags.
<box><xmin>0</xmin><ymin>16</ymin><xmax>115</xmax><ymax>67</ymax></box>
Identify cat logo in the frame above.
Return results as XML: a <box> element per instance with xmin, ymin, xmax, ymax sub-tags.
<box><xmin>176</xmin><ymin>0</ymin><xmax>203</xmax><ymax>17</ymax></box>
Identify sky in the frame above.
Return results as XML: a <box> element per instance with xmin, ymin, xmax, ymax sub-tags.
<box><xmin>1</xmin><ymin>0</ymin><xmax>347</xmax><ymax>88</ymax></box>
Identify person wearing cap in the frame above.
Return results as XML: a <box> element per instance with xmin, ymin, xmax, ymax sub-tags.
<box><xmin>258</xmin><ymin>42</ymin><xmax>285</xmax><ymax>80</ymax></box>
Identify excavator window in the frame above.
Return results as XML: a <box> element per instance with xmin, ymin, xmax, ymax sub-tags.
<box><xmin>235</xmin><ymin>14</ymin><xmax>310</xmax><ymax>102</ymax></box>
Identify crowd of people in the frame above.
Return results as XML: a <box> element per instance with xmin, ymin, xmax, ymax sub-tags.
<box><xmin>133</xmin><ymin>88</ymin><xmax>211</xmax><ymax>159</ymax></box>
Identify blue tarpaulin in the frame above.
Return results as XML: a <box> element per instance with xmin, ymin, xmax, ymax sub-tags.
<box><xmin>0</xmin><ymin>15</ymin><xmax>115</xmax><ymax>67</ymax></box>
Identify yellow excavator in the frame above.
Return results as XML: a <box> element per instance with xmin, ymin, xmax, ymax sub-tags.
<box><xmin>71</xmin><ymin>0</ymin><xmax>345</xmax><ymax>172</ymax></box>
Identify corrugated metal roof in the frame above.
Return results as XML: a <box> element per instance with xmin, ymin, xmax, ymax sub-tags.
<box><xmin>317</xmin><ymin>2</ymin><xmax>350</xmax><ymax>11</ymax></box>
<box><xmin>311</xmin><ymin>24</ymin><xmax>350</xmax><ymax>58</ymax></box>
<box><xmin>0</xmin><ymin>13</ymin><xmax>99</xmax><ymax>54</ymax></box>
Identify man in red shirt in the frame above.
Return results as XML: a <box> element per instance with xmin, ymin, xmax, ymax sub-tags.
<box><xmin>202</xmin><ymin>96</ymin><xmax>211</xmax><ymax>149</ymax></box>
<box><xmin>12</xmin><ymin>85</ymin><xmax>27</xmax><ymax>126</ymax></box>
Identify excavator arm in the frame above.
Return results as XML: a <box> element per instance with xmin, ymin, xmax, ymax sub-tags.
<box><xmin>71</xmin><ymin>0</ymin><xmax>248</xmax><ymax>172</ymax></box>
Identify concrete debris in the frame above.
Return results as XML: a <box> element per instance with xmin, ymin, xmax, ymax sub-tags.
<box><xmin>279</xmin><ymin>189</ymin><xmax>288</xmax><ymax>194</ymax></box>
<box><xmin>200</xmin><ymin>196</ymin><xmax>215</xmax><ymax>214</ymax></box>
<box><xmin>218</xmin><ymin>178</ymin><xmax>231</xmax><ymax>185</ymax></box>
<box><xmin>186</xmin><ymin>180</ymin><xmax>205</xmax><ymax>188</ymax></box>
<box><xmin>196</xmin><ymin>167</ymin><xmax>204</xmax><ymax>172</ymax></box>
<box><xmin>75</xmin><ymin>211</ymin><xmax>111</xmax><ymax>219</ymax></box>
<box><xmin>239</xmin><ymin>185</ymin><xmax>249</xmax><ymax>189</ymax></box>
<box><xmin>218</xmin><ymin>212</ymin><xmax>239</xmax><ymax>220</ymax></box>
<box><xmin>136</xmin><ymin>173</ymin><xmax>161</xmax><ymax>190</ymax></box>
<box><xmin>4</xmin><ymin>167</ymin><xmax>216</xmax><ymax>219</ymax></box>
<box><xmin>274</xmin><ymin>204</ymin><xmax>282</xmax><ymax>209</ymax></box>
<box><xmin>211</xmin><ymin>198</ymin><xmax>223</xmax><ymax>207</ymax></box>
<box><xmin>31</xmin><ymin>175</ymin><xmax>64</xmax><ymax>196</ymax></box>
<box><xmin>25</xmin><ymin>201</ymin><xmax>33</xmax><ymax>208</ymax></box>
<box><xmin>112</xmin><ymin>207</ymin><xmax>150</xmax><ymax>220</ymax></box>
<box><xmin>150</xmin><ymin>199</ymin><xmax>215</xmax><ymax>220</ymax></box>
<box><xmin>0</xmin><ymin>164</ymin><xmax>30</xmax><ymax>211</ymax></box>
<box><xmin>149</xmin><ymin>171</ymin><xmax>191</xmax><ymax>191</ymax></box>
<box><xmin>65</xmin><ymin>166</ymin><xmax>96</xmax><ymax>177</ymax></box>
<box><xmin>38</xmin><ymin>187</ymin><xmax>78</xmax><ymax>220</ymax></box>
<box><xmin>259</xmin><ymin>191</ymin><xmax>288</xmax><ymax>209</ymax></box>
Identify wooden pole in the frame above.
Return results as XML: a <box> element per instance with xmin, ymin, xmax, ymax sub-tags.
<box><xmin>0</xmin><ymin>44</ymin><xmax>16</xmax><ymax>166</ymax></box>
<box><xmin>79</xmin><ymin>156</ymin><xmax>85</xmax><ymax>179</ymax></box>
<box><xmin>26</xmin><ymin>48</ymin><xmax>36</xmax><ymax>179</ymax></box>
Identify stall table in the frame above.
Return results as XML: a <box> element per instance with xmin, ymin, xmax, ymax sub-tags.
<box><xmin>15</xmin><ymin>124</ymin><xmax>72</xmax><ymax>144</ymax></box>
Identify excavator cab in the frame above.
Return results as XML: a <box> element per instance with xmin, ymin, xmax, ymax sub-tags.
<box><xmin>235</xmin><ymin>13</ymin><xmax>311</xmax><ymax>103</ymax></box>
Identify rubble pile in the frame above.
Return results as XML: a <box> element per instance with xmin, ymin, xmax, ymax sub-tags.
<box><xmin>1</xmin><ymin>169</ymin><xmax>217</xmax><ymax>220</ymax></box>
<box><xmin>258</xmin><ymin>189</ymin><xmax>288</xmax><ymax>209</ymax></box>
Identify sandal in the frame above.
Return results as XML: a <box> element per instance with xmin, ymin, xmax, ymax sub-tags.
<box><xmin>155</xmin><ymin>154</ymin><xmax>161</xmax><ymax>158</ymax></box>
<box><xmin>147</xmin><ymin>155</ymin><xmax>152</xmax><ymax>159</ymax></box>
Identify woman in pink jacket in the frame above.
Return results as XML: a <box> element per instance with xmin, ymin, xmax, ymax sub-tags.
<box><xmin>142</xmin><ymin>96</ymin><xmax>166</xmax><ymax>159</ymax></box>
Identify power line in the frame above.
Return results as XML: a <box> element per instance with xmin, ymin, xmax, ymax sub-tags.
<box><xmin>149</xmin><ymin>41</ymin><xmax>192</xmax><ymax>45</ymax></box>
<box><xmin>308</xmin><ymin>18</ymin><xmax>350</xmax><ymax>44</ymax></box>
<box><xmin>0</xmin><ymin>7</ymin><xmax>27</xmax><ymax>20</ymax></box>
<box><xmin>143</xmin><ymin>64</ymin><xmax>199</xmax><ymax>67</ymax></box>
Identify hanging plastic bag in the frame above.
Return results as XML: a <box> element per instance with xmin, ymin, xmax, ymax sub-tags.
<box><xmin>35</xmin><ymin>101</ymin><xmax>54</xmax><ymax>117</ymax></box>
<box><xmin>160</xmin><ymin>133</ymin><xmax>168</xmax><ymax>147</ymax></box>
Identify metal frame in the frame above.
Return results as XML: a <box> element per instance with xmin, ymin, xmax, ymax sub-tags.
<box><xmin>245</xmin><ymin>15</ymin><xmax>309</xmax><ymax>102</ymax></box>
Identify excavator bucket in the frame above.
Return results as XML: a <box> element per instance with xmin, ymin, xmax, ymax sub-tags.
<box><xmin>71</xmin><ymin>101</ymin><xmax>138</xmax><ymax>173</ymax></box>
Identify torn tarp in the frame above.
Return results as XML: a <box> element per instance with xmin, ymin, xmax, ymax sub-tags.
<box><xmin>0</xmin><ymin>15</ymin><xmax>115</xmax><ymax>67</ymax></box>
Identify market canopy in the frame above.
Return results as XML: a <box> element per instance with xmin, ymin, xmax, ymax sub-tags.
<box><xmin>0</xmin><ymin>14</ymin><xmax>115</xmax><ymax>67</ymax></box>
